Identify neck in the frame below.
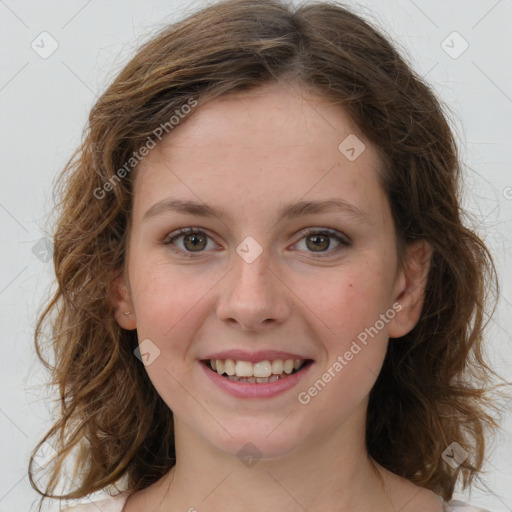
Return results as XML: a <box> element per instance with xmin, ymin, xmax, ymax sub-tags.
<box><xmin>158</xmin><ymin>413</ymin><xmax>399</xmax><ymax>512</ymax></box>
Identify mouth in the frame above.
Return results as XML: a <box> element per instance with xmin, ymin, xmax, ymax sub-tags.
<box><xmin>202</xmin><ymin>358</ymin><xmax>314</xmax><ymax>383</ymax></box>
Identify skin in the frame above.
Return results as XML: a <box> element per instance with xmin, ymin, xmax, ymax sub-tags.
<box><xmin>114</xmin><ymin>80</ymin><xmax>439</xmax><ymax>511</ymax></box>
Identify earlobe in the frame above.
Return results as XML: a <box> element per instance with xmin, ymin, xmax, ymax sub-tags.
<box><xmin>388</xmin><ymin>239</ymin><xmax>432</xmax><ymax>339</ymax></box>
<box><xmin>111</xmin><ymin>272</ymin><xmax>137</xmax><ymax>330</ymax></box>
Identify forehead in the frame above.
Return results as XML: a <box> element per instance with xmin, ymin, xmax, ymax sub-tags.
<box><xmin>132</xmin><ymin>81</ymin><xmax>387</xmax><ymax>225</ymax></box>
<box><xmin>146</xmin><ymin>81</ymin><xmax>374</xmax><ymax>161</ymax></box>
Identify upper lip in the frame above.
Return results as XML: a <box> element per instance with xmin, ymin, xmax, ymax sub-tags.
<box><xmin>202</xmin><ymin>350</ymin><xmax>313</xmax><ymax>363</ymax></box>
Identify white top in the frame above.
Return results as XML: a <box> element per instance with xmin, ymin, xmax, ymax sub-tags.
<box><xmin>56</xmin><ymin>492</ymin><xmax>493</xmax><ymax>512</ymax></box>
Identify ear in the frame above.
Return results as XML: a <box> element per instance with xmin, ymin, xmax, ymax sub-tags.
<box><xmin>388</xmin><ymin>239</ymin><xmax>432</xmax><ymax>338</ymax></box>
<box><xmin>111</xmin><ymin>271</ymin><xmax>137</xmax><ymax>330</ymax></box>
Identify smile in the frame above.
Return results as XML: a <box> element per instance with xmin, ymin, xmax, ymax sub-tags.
<box><xmin>204</xmin><ymin>358</ymin><xmax>311</xmax><ymax>383</ymax></box>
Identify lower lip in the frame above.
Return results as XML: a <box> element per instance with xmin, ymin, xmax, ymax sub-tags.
<box><xmin>200</xmin><ymin>361</ymin><xmax>313</xmax><ymax>399</ymax></box>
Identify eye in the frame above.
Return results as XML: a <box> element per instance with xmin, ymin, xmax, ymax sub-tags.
<box><xmin>293</xmin><ymin>228</ymin><xmax>351</xmax><ymax>258</ymax></box>
<box><xmin>163</xmin><ymin>228</ymin><xmax>218</xmax><ymax>257</ymax></box>
<box><xmin>163</xmin><ymin>227</ymin><xmax>351</xmax><ymax>258</ymax></box>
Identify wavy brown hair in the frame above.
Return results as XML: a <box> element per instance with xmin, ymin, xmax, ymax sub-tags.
<box><xmin>29</xmin><ymin>0</ymin><xmax>509</xmax><ymax>509</ymax></box>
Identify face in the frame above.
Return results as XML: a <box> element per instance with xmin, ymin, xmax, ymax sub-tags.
<box><xmin>114</xmin><ymin>81</ymin><xmax>430</xmax><ymax>460</ymax></box>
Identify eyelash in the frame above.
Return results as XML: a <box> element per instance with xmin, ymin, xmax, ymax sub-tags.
<box><xmin>162</xmin><ymin>227</ymin><xmax>351</xmax><ymax>259</ymax></box>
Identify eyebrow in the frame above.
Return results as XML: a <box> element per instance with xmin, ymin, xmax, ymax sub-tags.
<box><xmin>143</xmin><ymin>197</ymin><xmax>370</xmax><ymax>224</ymax></box>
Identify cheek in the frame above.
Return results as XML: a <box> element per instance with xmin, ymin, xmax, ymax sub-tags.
<box><xmin>296</xmin><ymin>266</ymin><xmax>393</xmax><ymax>416</ymax></box>
<box><xmin>130</xmin><ymin>259</ymin><xmax>207</xmax><ymax>342</ymax></box>
<box><xmin>129</xmin><ymin>262</ymin><xmax>205</xmax><ymax>407</ymax></box>
<box><xmin>300</xmin><ymin>260</ymin><xmax>395</xmax><ymax>338</ymax></box>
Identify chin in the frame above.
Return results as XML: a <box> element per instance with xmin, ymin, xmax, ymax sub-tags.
<box><xmin>199</xmin><ymin>419</ymin><xmax>310</xmax><ymax>461</ymax></box>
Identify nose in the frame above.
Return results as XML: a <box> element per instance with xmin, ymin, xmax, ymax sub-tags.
<box><xmin>216</xmin><ymin>247</ymin><xmax>291</xmax><ymax>333</ymax></box>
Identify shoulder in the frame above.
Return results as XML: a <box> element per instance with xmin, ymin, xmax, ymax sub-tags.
<box><xmin>58</xmin><ymin>491</ymin><xmax>130</xmax><ymax>512</ymax></box>
<box><xmin>443</xmin><ymin>499</ymin><xmax>493</xmax><ymax>512</ymax></box>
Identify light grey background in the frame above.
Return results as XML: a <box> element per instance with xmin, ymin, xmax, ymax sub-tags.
<box><xmin>0</xmin><ymin>0</ymin><xmax>510</xmax><ymax>511</ymax></box>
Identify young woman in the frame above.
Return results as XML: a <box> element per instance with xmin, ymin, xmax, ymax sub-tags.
<box><xmin>29</xmin><ymin>0</ymin><xmax>508</xmax><ymax>511</ymax></box>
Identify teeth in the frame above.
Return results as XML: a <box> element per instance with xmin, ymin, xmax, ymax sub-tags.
<box><xmin>210</xmin><ymin>358</ymin><xmax>306</xmax><ymax>379</ymax></box>
<box><xmin>224</xmin><ymin>359</ymin><xmax>236</xmax><ymax>376</ymax></box>
<box><xmin>283</xmin><ymin>360</ymin><xmax>294</xmax><ymax>374</ymax></box>
<box><xmin>235</xmin><ymin>360</ymin><xmax>253</xmax><ymax>377</ymax></box>
<box><xmin>271</xmin><ymin>360</ymin><xmax>283</xmax><ymax>374</ymax></box>
<box><xmin>253</xmin><ymin>361</ymin><xmax>272</xmax><ymax>378</ymax></box>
